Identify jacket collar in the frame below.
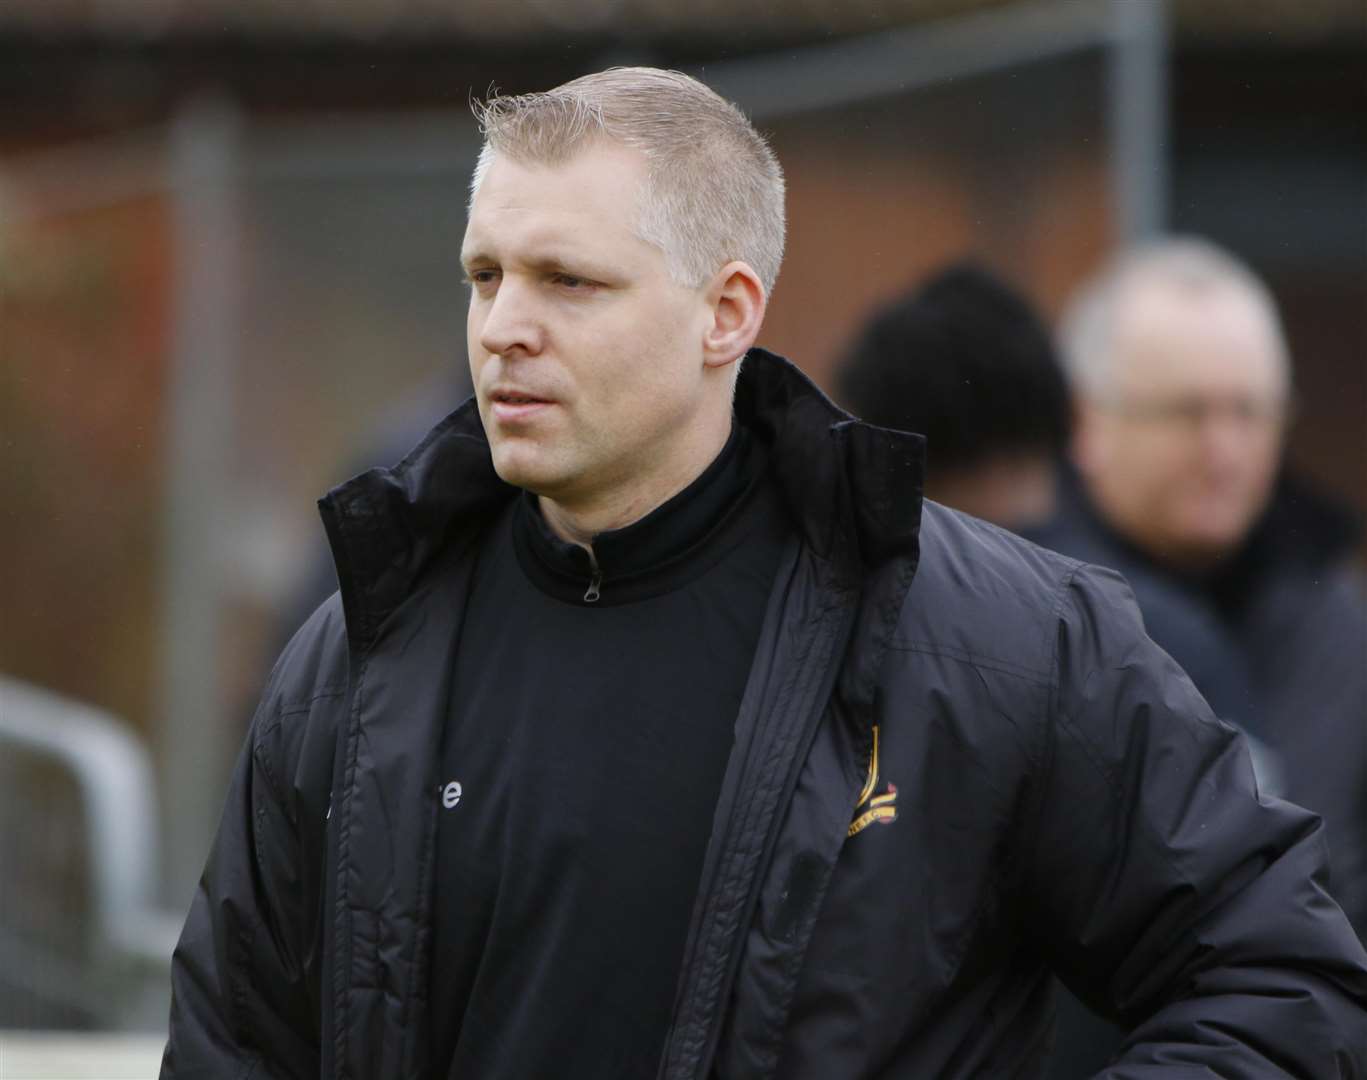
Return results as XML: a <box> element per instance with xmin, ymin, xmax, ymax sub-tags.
<box><xmin>319</xmin><ymin>347</ymin><xmax>925</xmax><ymax>652</ymax></box>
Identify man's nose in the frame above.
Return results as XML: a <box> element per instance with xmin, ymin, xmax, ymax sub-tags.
<box><xmin>479</xmin><ymin>278</ymin><xmax>544</xmax><ymax>357</ymax></box>
<box><xmin>1198</xmin><ymin>406</ymin><xmax>1264</xmax><ymax>470</ymax></box>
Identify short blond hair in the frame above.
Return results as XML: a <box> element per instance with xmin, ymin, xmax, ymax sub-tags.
<box><xmin>470</xmin><ymin>67</ymin><xmax>786</xmax><ymax>296</ymax></box>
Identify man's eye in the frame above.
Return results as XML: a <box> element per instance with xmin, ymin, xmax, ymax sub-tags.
<box><xmin>554</xmin><ymin>273</ymin><xmax>593</xmax><ymax>290</ymax></box>
<box><xmin>465</xmin><ymin>269</ymin><xmax>499</xmax><ymax>287</ymax></box>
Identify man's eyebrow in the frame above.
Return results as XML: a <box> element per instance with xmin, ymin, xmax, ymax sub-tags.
<box><xmin>460</xmin><ymin>248</ymin><xmax>495</xmax><ymax>270</ymax></box>
<box><xmin>462</xmin><ymin>248</ymin><xmax>615</xmax><ymax>280</ymax></box>
<box><xmin>525</xmin><ymin>253</ymin><xmax>613</xmax><ymax>279</ymax></box>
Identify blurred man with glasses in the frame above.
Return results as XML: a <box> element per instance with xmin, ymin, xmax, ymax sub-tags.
<box><xmin>1060</xmin><ymin>238</ymin><xmax>1292</xmax><ymax>577</ymax></box>
<box><xmin>1033</xmin><ymin>236</ymin><xmax>1367</xmax><ymax>1075</ymax></box>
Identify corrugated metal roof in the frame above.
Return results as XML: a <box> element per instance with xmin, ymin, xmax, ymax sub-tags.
<box><xmin>1</xmin><ymin>0</ymin><xmax>1362</xmax><ymax>42</ymax></box>
<box><xmin>0</xmin><ymin>0</ymin><xmax>1005</xmax><ymax>39</ymax></box>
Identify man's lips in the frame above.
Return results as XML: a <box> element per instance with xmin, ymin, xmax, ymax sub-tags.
<box><xmin>488</xmin><ymin>389</ymin><xmax>556</xmax><ymax>422</ymax></box>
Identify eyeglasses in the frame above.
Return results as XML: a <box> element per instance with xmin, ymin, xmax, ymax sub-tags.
<box><xmin>1098</xmin><ymin>395</ymin><xmax>1293</xmax><ymax>434</ymax></box>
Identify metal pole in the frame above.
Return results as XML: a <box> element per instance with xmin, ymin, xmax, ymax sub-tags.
<box><xmin>1108</xmin><ymin>0</ymin><xmax>1170</xmax><ymax>242</ymax></box>
<box><xmin>158</xmin><ymin>96</ymin><xmax>244</xmax><ymax>912</ymax></box>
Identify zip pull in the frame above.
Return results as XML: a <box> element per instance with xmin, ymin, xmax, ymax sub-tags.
<box><xmin>583</xmin><ymin>549</ymin><xmax>603</xmax><ymax>603</ymax></box>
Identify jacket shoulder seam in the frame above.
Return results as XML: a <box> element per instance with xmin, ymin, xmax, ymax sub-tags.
<box><xmin>253</xmin><ymin>684</ymin><xmax>346</xmax><ymax>808</ymax></box>
<box><xmin>886</xmin><ymin>639</ymin><xmax>1051</xmax><ymax>686</ymax></box>
<box><xmin>1040</xmin><ymin>563</ymin><xmax>1203</xmax><ymax>895</ymax></box>
<box><xmin>1017</xmin><ymin>563</ymin><xmax>1088</xmax><ymax>899</ymax></box>
<box><xmin>1045</xmin><ymin>563</ymin><xmax>1085</xmax><ymax>690</ymax></box>
<box><xmin>277</xmin><ymin>683</ymin><xmax>348</xmax><ymax>719</ymax></box>
<box><xmin>254</xmin><ymin>683</ymin><xmax>347</xmax><ymax>756</ymax></box>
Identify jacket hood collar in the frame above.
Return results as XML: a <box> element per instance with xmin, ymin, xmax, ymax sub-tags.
<box><xmin>735</xmin><ymin>348</ymin><xmax>925</xmax><ymax>565</ymax></box>
<box><xmin>320</xmin><ymin>347</ymin><xmax>924</xmax><ymax>649</ymax></box>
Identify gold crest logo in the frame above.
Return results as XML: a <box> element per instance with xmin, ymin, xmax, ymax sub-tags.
<box><xmin>848</xmin><ymin>725</ymin><xmax>898</xmax><ymax>837</ymax></box>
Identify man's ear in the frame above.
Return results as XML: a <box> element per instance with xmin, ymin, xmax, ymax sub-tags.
<box><xmin>702</xmin><ymin>261</ymin><xmax>766</xmax><ymax>370</ymax></box>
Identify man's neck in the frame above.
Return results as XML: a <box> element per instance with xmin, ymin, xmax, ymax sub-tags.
<box><xmin>538</xmin><ymin>489</ymin><xmax>664</xmax><ymax>551</ymax></box>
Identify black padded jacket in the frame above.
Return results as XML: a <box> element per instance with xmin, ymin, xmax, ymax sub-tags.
<box><xmin>162</xmin><ymin>349</ymin><xmax>1367</xmax><ymax>1079</ymax></box>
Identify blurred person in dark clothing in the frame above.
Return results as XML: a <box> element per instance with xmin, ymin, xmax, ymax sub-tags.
<box><xmin>271</xmin><ymin>365</ymin><xmax>471</xmax><ymax>661</ymax></box>
<box><xmin>162</xmin><ymin>72</ymin><xmax>1367</xmax><ymax>1079</ymax></box>
<box><xmin>1030</xmin><ymin>235</ymin><xmax>1367</xmax><ymax>1076</ymax></box>
<box><xmin>837</xmin><ymin>262</ymin><xmax>1071</xmax><ymax>530</ymax></box>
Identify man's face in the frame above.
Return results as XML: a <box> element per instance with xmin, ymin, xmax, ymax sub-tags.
<box><xmin>462</xmin><ymin>142</ymin><xmax>716</xmax><ymax>512</ymax></box>
<box><xmin>1075</xmin><ymin>282</ymin><xmax>1289</xmax><ymax>570</ymax></box>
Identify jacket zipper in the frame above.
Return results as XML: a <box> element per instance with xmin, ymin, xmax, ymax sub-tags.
<box><xmin>584</xmin><ymin>548</ymin><xmax>603</xmax><ymax>603</ymax></box>
<box><xmin>658</xmin><ymin>545</ymin><xmax>861</xmax><ymax>1080</ymax></box>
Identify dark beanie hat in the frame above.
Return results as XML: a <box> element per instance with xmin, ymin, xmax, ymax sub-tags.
<box><xmin>836</xmin><ymin>261</ymin><xmax>1071</xmax><ymax>470</ymax></box>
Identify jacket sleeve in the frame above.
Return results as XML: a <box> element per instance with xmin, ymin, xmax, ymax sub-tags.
<box><xmin>160</xmin><ymin>626</ymin><xmax>335</xmax><ymax>1080</ymax></box>
<box><xmin>1024</xmin><ymin>564</ymin><xmax>1367</xmax><ymax>1077</ymax></box>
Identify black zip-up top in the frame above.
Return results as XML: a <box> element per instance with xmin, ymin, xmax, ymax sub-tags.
<box><xmin>427</xmin><ymin>421</ymin><xmax>791</xmax><ymax>1076</ymax></box>
<box><xmin>162</xmin><ymin>349</ymin><xmax>1367</xmax><ymax>1079</ymax></box>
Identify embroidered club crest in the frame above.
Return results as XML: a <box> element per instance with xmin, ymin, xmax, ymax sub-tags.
<box><xmin>849</xmin><ymin>724</ymin><xmax>898</xmax><ymax>837</ymax></box>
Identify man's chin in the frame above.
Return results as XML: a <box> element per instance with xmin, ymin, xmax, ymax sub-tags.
<box><xmin>1167</xmin><ymin>525</ymin><xmax>1249</xmax><ymax>571</ymax></box>
<box><xmin>489</xmin><ymin>449</ymin><xmax>567</xmax><ymax>497</ymax></box>
<box><xmin>491</xmin><ymin>462</ymin><xmax>542</xmax><ymax>493</ymax></box>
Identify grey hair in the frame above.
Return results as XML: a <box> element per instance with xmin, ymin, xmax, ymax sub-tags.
<box><xmin>469</xmin><ymin>67</ymin><xmax>787</xmax><ymax>297</ymax></box>
<box><xmin>1058</xmin><ymin>236</ymin><xmax>1291</xmax><ymax>401</ymax></box>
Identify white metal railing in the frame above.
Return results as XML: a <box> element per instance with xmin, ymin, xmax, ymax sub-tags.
<box><xmin>0</xmin><ymin>1031</ymin><xmax>164</xmax><ymax>1079</ymax></box>
<box><xmin>0</xmin><ymin>677</ymin><xmax>181</xmax><ymax>1031</ymax></box>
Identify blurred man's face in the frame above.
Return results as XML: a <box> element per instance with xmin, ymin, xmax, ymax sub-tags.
<box><xmin>1074</xmin><ymin>282</ymin><xmax>1289</xmax><ymax>571</ymax></box>
<box><xmin>462</xmin><ymin>142</ymin><xmax>717</xmax><ymax>516</ymax></box>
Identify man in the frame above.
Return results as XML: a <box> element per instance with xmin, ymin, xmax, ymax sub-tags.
<box><xmin>835</xmin><ymin>261</ymin><xmax>1070</xmax><ymax>530</ymax></box>
<box><xmin>1029</xmin><ymin>237</ymin><xmax>1367</xmax><ymax>1078</ymax></box>
<box><xmin>1033</xmin><ymin>237</ymin><xmax>1367</xmax><ymax>934</ymax></box>
<box><xmin>162</xmin><ymin>71</ymin><xmax>1367</xmax><ymax>1078</ymax></box>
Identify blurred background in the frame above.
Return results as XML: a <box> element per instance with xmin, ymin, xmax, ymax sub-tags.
<box><xmin>1</xmin><ymin>0</ymin><xmax>1363</xmax><ymax>1066</ymax></box>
